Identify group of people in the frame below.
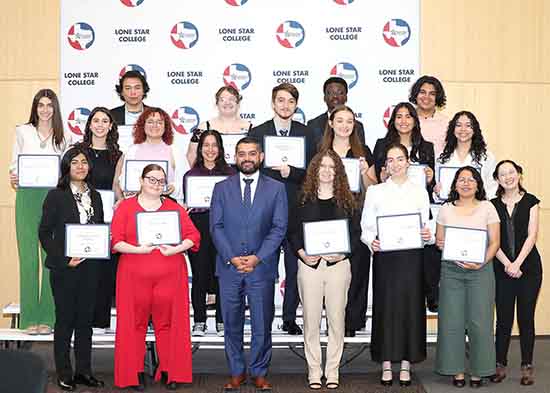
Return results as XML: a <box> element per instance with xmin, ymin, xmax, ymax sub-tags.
<box><xmin>8</xmin><ymin>70</ymin><xmax>542</xmax><ymax>391</ymax></box>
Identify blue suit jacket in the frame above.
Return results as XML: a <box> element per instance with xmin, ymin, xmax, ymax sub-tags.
<box><xmin>210</xmin><ymin>173</ymin><xmax>288</xmax><ymax>281</ymax></box>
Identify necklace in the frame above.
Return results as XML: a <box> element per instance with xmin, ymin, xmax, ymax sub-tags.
<box><xmin>37</xmin><ymin>128</ymin><xmax>52</xmax><ymax>149</ymax></box>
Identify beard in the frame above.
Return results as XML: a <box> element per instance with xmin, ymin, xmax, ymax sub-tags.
<box><xmin>237</xmin><ymin>160</ymin><xmax>261</xmax><ymax>175</ymax></box>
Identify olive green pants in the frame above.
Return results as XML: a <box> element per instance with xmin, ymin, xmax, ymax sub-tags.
<box><xmin>435</xmin><ymin>261</ymin><xmax>496</xmax><ymax>377</ymax></box>
<box><xmin>16</xmin><ymin>188</ymin><xmax>55</xmax><ymax>329</ymax></box>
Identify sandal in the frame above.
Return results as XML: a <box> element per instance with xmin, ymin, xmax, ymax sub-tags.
<box><xmin>308</xmin><ymin>382</ymin><xmax>322</xmax><ymax>390</ymax></box>
<box><xmin>326</xmin><ymin>382</ymin><xmax>339</xmax><ymax>389</ymax></box>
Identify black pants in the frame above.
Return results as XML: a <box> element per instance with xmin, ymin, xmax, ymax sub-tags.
<box><xmin>495</xmin><ymin>273</ymin><xmax>542</xmax><ymax>366</ymax></box>
<box><xmin>188</xmin><ymin>212</ymin><xmax>222</xmax><ymax>323</ymax></box>
<box><xmin>345</xmin><ymin>243</ymin><xmax>371</xmax><ymax>331</ymax></box>
<box><xmin>281</xmin><ymin>238</ymin><xmax>300</xmax><ymax>323</ymax></box>
<box><xmin>49</xmin><ymin>261</ymin><xmax>99</xmax><ymax>380</ymax></box>
<box><xmin>423</xmin><ymin>244</ymin><xmax>441</xmax><ymax>304</ymax></box>
<box><xmin>92</xmin><ymin>254</ymin><xmax>117</xmax><ymax>328</ymax></box>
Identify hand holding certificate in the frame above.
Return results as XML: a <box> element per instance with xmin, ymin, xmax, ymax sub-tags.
<box><xmin>185</xmin><ymin>176</ymin><xmax>227</xmax><ymax>208</ymax></box>
<box><xmin>376</xmin><ymin>213</ymin><xmax>423</xmax><ymax>251</ymax></box>
<box><xmin>65</xmin><ymin>224</ymin><xmax>110</xmax><ymax>259</ymax></box>
<box><xmin>136</xmin><ymin>211</ymin><xmax>181</xmax><ymax>245</ymax></box>
<box><xmin>341</xmin><ymin>158</ymin><xmax>361</xmax><ymax>192</ymax></box>
<box><xmin>442</xmin><ymin>226</ymin><xmax>487</xmax><ymax>264</ymax></box>
<box><xmin>18</xmin><ymin>154</ymin><xmax>60</xmax><ymax>188</ymax></box>
<box><xmin>264</xmin><ymin>135</ymin><xmax>305</xmax><ymax>169</ymax></box>
<box><xmin>303</xmin><ymin>219</ymin><xmax>351</xmax><ymax>256</ymax></box>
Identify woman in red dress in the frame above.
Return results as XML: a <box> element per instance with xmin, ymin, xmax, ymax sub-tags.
<box><xmin>111</xmin><ymin>163</ymin><xmax>200</xmax><ymax>390</ymax></box>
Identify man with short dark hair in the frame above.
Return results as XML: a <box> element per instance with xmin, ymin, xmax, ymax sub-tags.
<box><xmin>111</xmin><ymin>70</ymin><xmax>150</xmax><ymax>126</ymax></box>
<box><xmin>307</xmin><ymin>77</ymin><xmax>366</xmax><ymax>148</ymax></box>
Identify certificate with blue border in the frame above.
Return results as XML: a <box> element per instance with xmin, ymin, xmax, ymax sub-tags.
<box><xmin>65</xmin><ymin>224</ymin><xmax>111</xmax><ymax>259</ymax></box>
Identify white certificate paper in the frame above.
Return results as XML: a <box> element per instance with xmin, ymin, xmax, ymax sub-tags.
<box><xmin>97</xmin><ymin>190</ymin><xmax>115</xmax><ymax>223</ymax></box>
<box><xmin>376</xmin><ymin>213</ymin><xmax>423</xmax><ymax>251</ymax></box>
<box><xmin>124</xmin><ymin>159</ymin><xmax>169</xmax><ymax>192</ymax></box>
<box><xmin>65</xmin><ymin>224</ymin><xmax>110</xmax><ymax>259</ymax></box>
<box><xmin>437</xmin><ymin>166</ymin><xmax>461</xmax><ymax>200</ymax></box>
<box><xmin>443</xmin><ymin>226</ymin><xmax>488</xmax><ymax>264</ymax></box>
<box><xmin>221</xmin><ymin>133</ymin><xmax>246</xmax><ymax>164</ymax></box>
<box><xmin>18</xmin><ymin>154</ymin><xmax>60</xmax><ymax>188</ymax></box>
<box><xmin>136</xmin><ymin>210</ymin><xmax>181</xmax><ymax>245</ymax></box>
<box><xmin>341</xmin><ymin>158</ymin><xmax>361</xmax><ymax>193</ymax></box>
<box><xmin>408</xmin><ymin>164</ymin><xmax>427</xmax><ymax>188</ymax></box>
<box><xmin>264</xmin><ymin>135</ymin><xmax>306</xmax><ymax>169</ymax></box>
<box><xmin>185</xmin><ymin>176</ymin><xmax>227</xmax><ymax>208</ymax></box>
<box><xmin>303</xmin><ymin>219</ymin><xmax>351</xmax><ymax>256</ymax></box>
<box><xmin>117</xmin><ymin>125</ymin><xmax>134</xmax><ymax>153</ymax></box>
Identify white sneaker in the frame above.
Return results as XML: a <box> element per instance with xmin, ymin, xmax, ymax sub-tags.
<box><xmin>192</xmin><ymin>322</ymin><xmax>207</xmax><ymax>337</ymax></box>
<box><xmin>216</xmin><ymin>323</ymin><xmax>224</xmax><ymax>337</ymax></box>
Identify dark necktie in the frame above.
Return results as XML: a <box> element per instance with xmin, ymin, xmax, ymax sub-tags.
<box><xmin>243</xmin><ymin>178</ymin><xmax>254</xmax><ymax>209</ymax></box>
<box><xmin>280</xmin><ymin>129</ymin><xmax>289</xmax><ymax>137</ymax></box>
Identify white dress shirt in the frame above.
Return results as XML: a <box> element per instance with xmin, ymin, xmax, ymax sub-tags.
<box><xmin>239</xmin><ymin>170</ymin><xmax>260</xmax><ymax>202</ymax></box>
<box><xmin>361</xmin><ymin>176</ymin><xmax>433</xmax><ymax>250</ymax></box>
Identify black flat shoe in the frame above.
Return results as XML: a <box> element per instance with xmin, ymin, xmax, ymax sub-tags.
<box><xmin>161</xmin><ymin>371</ymin><xmax>177</xmax><ymax>390</ymax></box>
<box><xmin>452</xmin><ymin>377</ymin><xmax>466</xmax><ymax>388</ymax></box>
<box><xmin>470</xmin><ymin>378</ymin><xmax>482</xmax><ymax>388</ymax></box>
<box><xmin>74</xmin><ymin>373</ymin><xmax>105</xmax><ymax>387</ymax></box>
<box><xmin>282</xmin><ymin>321</ymin><xmax>303</xmax><ymax>335</ymax></box>
<box><xmin>57</xmin><ymin>378</ymin><xmax>76</xmax><ymax>391</ymax></box>
<box><xmin>166</xmin><ymin>381</ymin><xmax>177</xmax><ymax>390</ymax></box>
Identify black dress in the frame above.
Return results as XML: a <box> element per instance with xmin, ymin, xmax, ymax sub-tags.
<box><xmin>88</xmin><ymin>148</ymin><xmax>121</xmax><ymax>328</ymax></box>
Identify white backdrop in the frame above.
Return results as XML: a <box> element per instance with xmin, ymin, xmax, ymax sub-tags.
<box><xmin>61</xmin><ymin>0</ymin><xmax>420</xmax><ymax>320</ymax></box>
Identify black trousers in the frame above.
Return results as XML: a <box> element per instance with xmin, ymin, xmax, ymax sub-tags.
<box><xmin>495</xmin><ymin>272</ymin><xmax>542</xmax><ymax>366</ymax></box>
<box><xmin>92</xmin><ymin>254</ymin><xmax>117</xmax><ymax>328</ymax></box>
<box><xmin>281</xmin><ymin>238</ymin><xmax>300</xmax><ymax>323</ymax></box>
<box><xmin>188</xmin><ymin>212</ymin><xmax>222</xmax><ymax>323</ymax></box>
<box><xmin>345</xmin><ymin>242</ymin><xmax>371</xmax><ymax>331</ymax></box>
<box><xmin>49</xmin><ymin>261</ymin><xmax>99</xmax><ymax>380</ymax></box>
<box><xmin>423</xmin><ymin>244</ymin><xmax>441</xmax><ymax>304</ymax></box>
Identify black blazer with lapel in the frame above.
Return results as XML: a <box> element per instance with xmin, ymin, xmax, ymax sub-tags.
<box><xmin>39</xmin><ymin>187</ymin><xmax>105</xmax><ymax>270</ymax></box>
<box><xmin>110</xmin><ymin>104</ymin><xmax>149</xmax><ymax>126</ymax></box>
<box><xmin>307</xmin><ymin>112</ymin><xmax>366</xmax><ymax>150</ymax></box>
<box><xmin>249</xmin><ymin>119</ymin><xmax>315</xmax><ymax>214</ymax></box>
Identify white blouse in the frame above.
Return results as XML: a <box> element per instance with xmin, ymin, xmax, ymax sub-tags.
<box><xmin>435</xmin><ymin>149</ymin><xmax>498</xmax><ymax>200</ymax></box>
<box><xmin>360</xmin><ymin>176</ymin><xmax>432</xmax><ymax>250</ymax></box>
<box><xmin>10</xmin><ymin>123</ymin><xmax>72</xmax><ymax>174</ymax></box>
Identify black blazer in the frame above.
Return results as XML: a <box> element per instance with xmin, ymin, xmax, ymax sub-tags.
<box><xmin>39</xmin><ymin>187</ymin><xmax>104</xmax><ymax>270</ymax></box>
<box><xmin>307</xmin><ymin>112</ymin><xmax>366</xmax><ymax>150</ymax></box>
<box><xmin>288</xmin><ymin>198</ymin><xmax>362</xmax><ymax>269</ymax></box>
<box><xmin>249</xmin><ymin>119</ymin><xmax>315</xmax><ymax>214</ymax></box>
<box><xmin>110</xmin><ymin>104</ymin><xmax>149</xmax><ymax>126</ymax></box>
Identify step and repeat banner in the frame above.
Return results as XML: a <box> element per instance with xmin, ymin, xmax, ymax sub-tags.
<box><xmin>61</xmin><ymin>0</ymin><xmax>420</xmax><ymax>317</ymax></box>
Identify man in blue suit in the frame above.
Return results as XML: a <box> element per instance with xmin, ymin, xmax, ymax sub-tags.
<box><xmin>210</xmin><ymin>136</ymin><xmax>288</xmax><ymax>392</ymax></box>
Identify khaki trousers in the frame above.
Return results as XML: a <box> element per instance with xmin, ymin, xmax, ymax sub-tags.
<box><xmin>298</xmin><ymin>259</ymin><xmax>351</xmax><ymax>383</ymax></box>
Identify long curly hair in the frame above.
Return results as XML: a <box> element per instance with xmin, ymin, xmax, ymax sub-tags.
<box><xmin>133</xmin><ymin>107</ymin><xmax>174</xmax><ymax>145</ymax></box>
<box><xmin>81</xmin><ymin>107</ymin><xmax>121</xmax><ymax>164</ymax></box>
<box><xmin>384</xmin><ymin>102</ymin><xmax>428</xmax><ymax>163</ymax></box>
<box><xmin>439</xmin><ymin>111</ymin><xmax>487</xmax><ymax>165</ymax></box>
<box><xmin>319</xmin><ymin>105</ymin><xmax>366</xmax><ymax>157</ymax></box>
<box><xmin>300</xmin><ymin>149</ymin><xmax>356</xmax><ymax>213</ymax></box>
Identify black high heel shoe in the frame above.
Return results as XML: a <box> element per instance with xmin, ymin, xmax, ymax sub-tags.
<box><xmin>399</xmin><ymin>369</ymin><xmax>411</xmax><ymax>386</ymax></box>
<box><xmin>57</xmin><ymin>377</ymin><xmax>76</xmax><ymax>391</ymax></box>
<box><xmin>380</xmin><ymin>368</ymin><xmax>393</xmax><ymax>386</ymax></box>
<box><xmin>74</xmin><ymin>373</ymin><xmax>105</xmax><ymax>387</ymax></box>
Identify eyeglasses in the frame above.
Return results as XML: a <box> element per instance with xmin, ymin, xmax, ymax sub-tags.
<box><xmin>145</xmin><ymin>120</ymin><xmax>164</xmax><ymax>127</ymax></box>
<box><xmin>144</xmin><ymin>176</ymin><xmax>167</xmax><ymax>186</ymax></box>
<box><xmin>457</xmin><ymin>177</ymin><xmax>476</xmax><ymax>184</ymax></box>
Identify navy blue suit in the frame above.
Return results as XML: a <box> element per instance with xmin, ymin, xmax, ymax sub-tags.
<box><xmin>210</xmin><ymin>173</ymin><xmax>288</xmax><ymax>377</ymax></box>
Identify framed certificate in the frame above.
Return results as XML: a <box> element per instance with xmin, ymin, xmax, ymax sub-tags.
<box><xmin>97</xmin><ymin>189</ymin><xmax>115</xmax><ymax>223</ymax></box>
<box><xmin>341</xmin><ymin>158</ymin><xmax>361</xmax><ymax>193</ymax></box>
<box><xmin>442</xmin><ymin>226</ymin><xmax>488</xmax><ymax>264</ymax></box>
<box><xmin>124</xmin><ymin>159</ymin><xmax>169</xmax><ymax>192</ymax></box>
<box><xmin>221</xmin><ymin>133</ymin><xmax>247</xmax><ymax>164</ymax></box>
<box><xmin>117</xmin><ymin>125</ymin><xmax>134</xmax><ymax>153</ymax></box>
<box><xmin>437</xmin><ymin>166</ymin><xmax>461</xmax><ymax>199</ymax></box>
<box><xmin>303</xmin><ymin>219</ymin><xmax>351</xmax><ymax>256</ymax></box>
<box><xmin>376</xmin><ymin>213</ymin><xmax>423</xmax><ymax>251</ymax></box>
<box><xmin>407</xmin><ymin>164</ymin><xmax>427</xmax><ymax>188</ymax></box>
<box><xmin>264</xmin><ymin>135</ymin><xmax>306</xmax><ymax>169</ymax></box>
<box><xmin>136</xmin><ymin>210</ymin><xmax>181</xmax><ymax>245</ymax></box>
<box><xmin>17</xmin><ymin>154</ymin><xmax>60</xmax><ymax>188</ymax></box>
<box><xmin>185</xmin><ymin>176</ymin><xmax>227</xmax><ymax>208</ymax></box>
<box><xmin>65</xmin><ymin>224</ymin><xmax>111</xmax><ymax>259</ymax></box>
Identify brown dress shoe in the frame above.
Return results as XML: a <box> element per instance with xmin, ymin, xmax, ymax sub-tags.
<box><xmin>252</xmin><ymin>376</ymin><xmax>272</xmax><ymax>391</ymax></box>
<box><xmin>520</xmin><ymin>365</ymin><xmax>534</xmax><ymax>386</ymax></box>
<box><xmin>224</xmin><ymin>374</ymin><xmax>246</xmax><ymax>391</ymax></box>
<box><xmin>490</xmin><ymin>364</ymin><xmax>506</xmax><ymax>383</ymax></box>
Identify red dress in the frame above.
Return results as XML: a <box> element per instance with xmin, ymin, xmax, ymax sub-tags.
<box><xmin>111</xmin><ymin>197</ymin><xmax>200</xmax><ymax>387</ymax></box>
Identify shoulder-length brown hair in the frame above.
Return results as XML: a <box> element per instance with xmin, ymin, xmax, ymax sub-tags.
<box><xmin>319</xmin><ymin>105</ymin><xmax>365</xmax><ymax>158</ymax></box>
<box><xmin>301</xmin><ymin>149</ymin><xmax>356</xmax><ymax>213</ymax></box>
<box><xmin>133</xmin><ymin>107</ymin><xmax>174</xmax><ymax>145</ymax></box>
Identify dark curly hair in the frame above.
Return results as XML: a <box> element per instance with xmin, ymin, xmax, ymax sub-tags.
<box><xmin>384</xmin><ymin>102</ymin><xmax>429</xmax><ymax>163</ymax></box>
<box><xmin>447</xmin><ymin>166</ymin><xmax>486</xmax><ymax>204</ymax></box>
<box><xmin>300</xmin><ymin>149</ymin><xmax>356</xmax><ymax>213</ymax></box>
<box><xmin>319</xmin><ymin>105</ymin><xmax>366</xmax><ymax>157</ymax></box>
<box><xmin>195</xmin><ymin>130</ymin><xmax>230</xmax><ymax>171</ymax></box>
<box><xmin>115</xmin><ymin>70</ymin><xmax>150</xmax><ymax>101</ymax></box>
<box><xmin>80</xmin><ymin>107</ymin><xmax>122</xmax><ymax>164</ymax></box>
<box><xmin>493</xmin><ymin>159</ymin><xmax>527</xmax><ymax>198</ymax></box>
<box><xmin>409</xmin><ymin>75</ymin><xmax>446</xmax><ymax>108</ymax></box>
<box><xmin>439</xmin><ymin>111</ymin><xmax>487</xmax><ymax>165</ymax></box>
<box><xmin>133</xmin><ymin>107</ymin><xmax>174</xmax><ymax>145</ymax></box>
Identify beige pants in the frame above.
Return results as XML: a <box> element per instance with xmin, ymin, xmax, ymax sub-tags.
<box><xmin>298</xmin><ymin>259</ymin><xmax>351</xmax><ymax>383</ymax></box>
